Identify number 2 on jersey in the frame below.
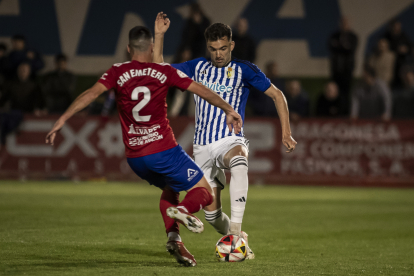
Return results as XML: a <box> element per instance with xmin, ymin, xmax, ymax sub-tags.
<box><xmin>131</xmin><ymin>86</ymin><xmax>151</xmax><ymax>122</ymax></box>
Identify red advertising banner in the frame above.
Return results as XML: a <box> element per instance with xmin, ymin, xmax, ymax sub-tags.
<box><xmin>1</xmin><ymin>116</ymin><xmax>413</xmax><ymax>187</ymax></box>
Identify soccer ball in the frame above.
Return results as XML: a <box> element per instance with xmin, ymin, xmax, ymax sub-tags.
<box><xmin>215</xmin><ymin>234</ymin><xmax>247</xmax><ymax>262</ymax></box>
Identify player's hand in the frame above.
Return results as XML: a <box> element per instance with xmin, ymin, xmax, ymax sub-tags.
<box><xmin>226</xmin><ymin>111</ymin><xmax>243</xmax><ymax>134</ymax></box>
<box><xmin>283</xmin><ymin>135</ymin><xmax>297</xmax><ymax>153</ymax></box>
<box><xmin>154</xmin><ymin>12</ymin><xmax>170</xmax><ymax>35</ymax></box>
<box><xmin>45</xmin><ymin>119</ymin><xmax>65</xmax><ymax>146</ymax></box>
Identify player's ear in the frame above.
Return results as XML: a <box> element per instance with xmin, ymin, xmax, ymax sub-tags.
<box><xmin>230</xmin><ymin>41</ymin><xmax>235</xmax><ymax>52</ymax></box>
<box><xmin>150</xmin><ymin>43</ymin><xmax>154</xmax><ymax>53</ymax></box>
<box><xmin>127</xmin><ymin>45</ymin><xmax>131</xmax><ymax>54</ymax></box>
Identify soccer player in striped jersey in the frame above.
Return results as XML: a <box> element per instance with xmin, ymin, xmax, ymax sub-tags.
<box><xmin>153</xmin><ymin>13</ymin><xmax>297</xmax><ymax>259</ymax></box>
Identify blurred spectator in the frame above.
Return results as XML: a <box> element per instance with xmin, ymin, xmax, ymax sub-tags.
<box><xmin>265</xmin><ymin>61</ymin><xmax>284</xmax><ymax>91</ymax></box>
<box><xmin>328</xmin><ymin>17</ymin><xmax>358</xmax><ymax>113</ymax></box>
<box><xmin>169</xmin><ymin>49</ymin><xmax>194</xmax><ymax>117</ymax></box>
<box><xmin>393</xmin><ymin>69</ymin><xmax>414</xmax><ymax>118</ymax></box>
<box><xmin>5</xmin><ymin>35</ymin><xmax>44</xmax><ymax>79</ymax></box>
<box><xmin>232</xmin><ymin>18</ymin><xmax>256</xmax><ymax>63</ymax></box>
<box><xmin>248</xmin><ymin>61</ymin><xmax>283</xmax><ymax>117</ymax></box>
<box><xmin>383</xmin><ymin>19</ymin><xmax>413</xmax><ymax>89</ymax></box>
<box><xmin>350</xmin><ymin>66</ymin><xmax>392</xmax><ymax>121</ymax></box>
<box><xmin>0</xmin><ymin>43</ymin><xmax>7</xmax><ymax>86</ymax></box>
<box><xmin>88</xmin><ymin>89</ymin><xmax>117</xmax><ymax>116</ymax></box>
<box><xmin>368</xmin><ymin>38</ymin><xmax>395</xmax><ymax>86</ymax></box>
<box><xmin>42</xmin><ymin>54</ymin><xmax>76</xmax><ymax>114</ymax></box>
<box><xmin>0</xmin><ymin>62</ymin><xmax>44</xmax><ymax>113</ymax></box>
<box><xmin>316</xmin><ymin>81</ymin><xmax>342</xmax><ymax>117</ymax></box>
<box><xmin>177</xmin><ymin>2</ymin><xmax>210</xmax><ymax>60</ymax></box>
<box><xmin>101</xmin><ymin>89</ymin><xmax>117</xmax><ymax>117</ymax></box>
<box><xmin>0</xmin><ymin>63</ymin><xmax>45</xmax><ymax>145</ymax></box>
<box><xmin>284</xmin><ymin>80</ymin><xmax>309</xmax><ymax>121</ymax></box>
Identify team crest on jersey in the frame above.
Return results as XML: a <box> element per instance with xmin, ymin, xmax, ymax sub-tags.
<box><xmin>177</xmin><ymin>69</ymin><xmax>188</xmax><ymax>78</ymax></box>
<box><xmin>226</xmin><ymin>67</ymin><xmax>234</xmax><ymax>79</ymax></box>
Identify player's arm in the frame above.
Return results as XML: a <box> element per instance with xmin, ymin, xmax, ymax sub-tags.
<box><xmin>187</xmin><ymin>82</ymin><xmax>243</xmax><ymax>134</ymax></box>
<box><xmin>153</xmin><ymin>12</ymin><xmax>170</xmax><ymax>63</ymax></box>
<box><xmin>264</xmin><ymin>84</ymin><xmax>297</xmax><ymax>153</ymax></box>
<box><xmin>45</xmin><ymin>82</ymin><xmax>107</xmax><ymax>145</ymax></box>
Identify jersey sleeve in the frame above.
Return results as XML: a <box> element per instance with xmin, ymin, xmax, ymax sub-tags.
<box><xmin>167</xmin><ymin>66</ymin><xmax>193</xmax><ymax>92</ymax></box>
<box><xmin>98</xmin><ymin>66</ymin><xmax>117</xmax><ymax>90</ymax></box>
<box><xmin>171</xmin><ymin>58</ymin><xmax>204</xmax><ymax>79</ymax></box>
<box><xmin>242</xmin><ymin>62</ymin><xmax>271</xmax><ymax>92</ymax></box>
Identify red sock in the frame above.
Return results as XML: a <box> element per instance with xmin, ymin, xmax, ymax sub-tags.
<box><xmin>177</xmin><ymin>187</ymin><xmax>213</xmax><ymax>214</ymax></box>
<box><xmin>160</xmin><ymin>189</ymin><xmax>180</xmax><ymax>235</ymax></box>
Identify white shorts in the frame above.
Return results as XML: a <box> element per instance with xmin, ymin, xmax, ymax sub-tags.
<box><xmin>193</xmin><ymin>136</ymin><xmax>249</xmax><ymax>189</ymax></box>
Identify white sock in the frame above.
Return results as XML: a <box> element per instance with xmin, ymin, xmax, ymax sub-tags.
<box><xmin>204</xmin><ymin>207</ymin><xmax>230</xmax><ymax>235</ymax></box>
<box><xmin>229</xmin><ymin>156</ymin><xmax>248</xmax><ymax>229</ymax></box>
<box><xmin>229</xmin><ymin>222</ymin><xmax>242</xmax><ymax>235</ymax></box>
<box><xmin>167</xmin><ymin>232</ymin><xmax>181</xmax><ymax>242</ymax></box>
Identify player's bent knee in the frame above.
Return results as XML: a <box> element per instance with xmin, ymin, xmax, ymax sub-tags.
<box><xmin>223</xmin><ymin>145</ymin><xmax>248</xmax><ymax>168</ymax></box>
<box><xmin>190</xmin><ymin>176</ymin><xmax>214</xmax><ymax>199</ymax></box>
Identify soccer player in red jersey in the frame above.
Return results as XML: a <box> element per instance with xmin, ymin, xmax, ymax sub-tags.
<box><xmin>45</xmin><ymin>14</ymin><xmax>242</xmax><ymax>267</ymax></box>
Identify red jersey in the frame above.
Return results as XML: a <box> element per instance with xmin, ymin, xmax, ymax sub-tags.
<box><xmin>98</xmin><ymin>60</ymin><xmax>193</xmax><ymax>158</ymax></box>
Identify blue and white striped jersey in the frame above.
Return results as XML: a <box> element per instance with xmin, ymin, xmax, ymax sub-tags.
<box><xmin>172</xmin><ymin>57</ymin><xmax>271</xmax><ymax>145</ymax></box>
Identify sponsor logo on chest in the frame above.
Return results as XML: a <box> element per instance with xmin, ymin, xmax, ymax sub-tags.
<box><xmin>200</xmin><ymin>80</ymin><xmax>234</xmax><ymax>93</ymax></box>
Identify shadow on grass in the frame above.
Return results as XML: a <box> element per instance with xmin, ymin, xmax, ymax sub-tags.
<box><xmin>112</xmin><ymin>247</ymin><xmax>167</xmax><ymax>258</ymax></box>
<box><xmin>5</xmin><ymin>248</ymin><xmax>180</xmax><ymax>271</ymax></box>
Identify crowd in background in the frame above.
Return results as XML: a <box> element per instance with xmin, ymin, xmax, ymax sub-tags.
<box><xmin>1</xmin><ymin>4</ymin><xmax>414</xmax><ymax>145</ymax></box>
<box><xmin>327</xmin><ymin>17</ymin><xmax>414</xmax><ymax>121</ymax></box>
<box><xmin>168</xmin><ymin>5</ymin><xmax>414</xmax><ymax>121</ymax></box>
<box><xmin>0</xmin><ymin>35</ymin><xmax>76</xmax><ymax>145</ymax></box>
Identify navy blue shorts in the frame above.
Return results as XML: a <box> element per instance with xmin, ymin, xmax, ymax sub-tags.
<box><xmin>127</xmin><ymin>145</ymin><xmax>204</xmax><ymax>192</ymax></box>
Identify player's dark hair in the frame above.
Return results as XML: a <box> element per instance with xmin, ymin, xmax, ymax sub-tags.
<box><xmin>128</xmin><ymin>26</ymin><xmax>153</xmax><ymax>52</ymax></box>
<box><xmin>204</xmin><ymin>23</ymin><xmax>232</xmax><ymax>42</ymax></box>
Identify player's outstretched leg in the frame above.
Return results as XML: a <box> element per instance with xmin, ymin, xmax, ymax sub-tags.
<box><xmin>161</xmin><ymin>189</ymin><xmax>198</xmax><ymax>266</ymax></box>
<box><xmin>224</xmin><ymin>146</ymin><xmax>249</xmax><ymax>235</ymax></box>
<box><xmin>167</xmin><ymin>176</ymin><xmax>213</xmax><ymax>234</ymax></box>
<box><xmin>223</xmin><ymin>145</ymin><xmax>254</xmax><ymax>259</ymax></box>
<box><xmin>160</xmin><ymin>188</ymin><xmax>180</xmax><ymax>238</ymax></box>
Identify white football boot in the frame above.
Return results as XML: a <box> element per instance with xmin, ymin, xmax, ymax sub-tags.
<box><xmin>240</xmin><ymin>231</ymin><xmax>255</xmax><ymax>260</ymax></box>
<box><xmin>166</xmin><ymin>207</ymin><xmax>204</xmax><ymax>233</ymax></box>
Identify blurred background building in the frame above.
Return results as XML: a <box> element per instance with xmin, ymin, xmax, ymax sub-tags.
<box><xmin>1</xmin><ymin>0</ymin><xmax>413</xmax><ymax>118</ymax></box>
<box><xmin>0</xmin><ymin>0</ymin><xmax>413</xmax><ymax>185</ymax></box>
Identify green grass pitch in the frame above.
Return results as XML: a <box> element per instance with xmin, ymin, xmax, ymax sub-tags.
<box><xmin>0</xmin><ymin>181</ymin><xmax>413</xmax><ymax>275</ymax></box>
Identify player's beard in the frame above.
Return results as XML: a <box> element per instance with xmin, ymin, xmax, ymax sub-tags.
<box><xmin>213</xmin><ymin>56</ymin><xmax>230</xmax><ymax>68</ymax></box>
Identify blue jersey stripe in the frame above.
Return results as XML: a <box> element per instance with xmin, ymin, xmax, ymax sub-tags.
<box><xmin>207</xmin><ymin>66</ymin><xmax>222</xmax><ymax>144</ymax></box>
<box><xmin>196</xmin><ymin>63</ymin><xmax>213</xmax><ymax>144</ymax></box>
<box><xmin>194</xmin><ymin>61</ymin><xmax>210</xmax><ymax>144</ymax></box>
<box><xmin>198</xmin><ymin>63</ymin><xmax>215</xmax><ymax>144</ymax></box>
<box><xmin>202</xmin><ymin>66</ymin><xmax>216</xmax><ymax>144</ymax></box>
<box><xmin>231</xmin><ymin>66</ymin><xmax>244</xmax><ymax>137</ymax></box>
